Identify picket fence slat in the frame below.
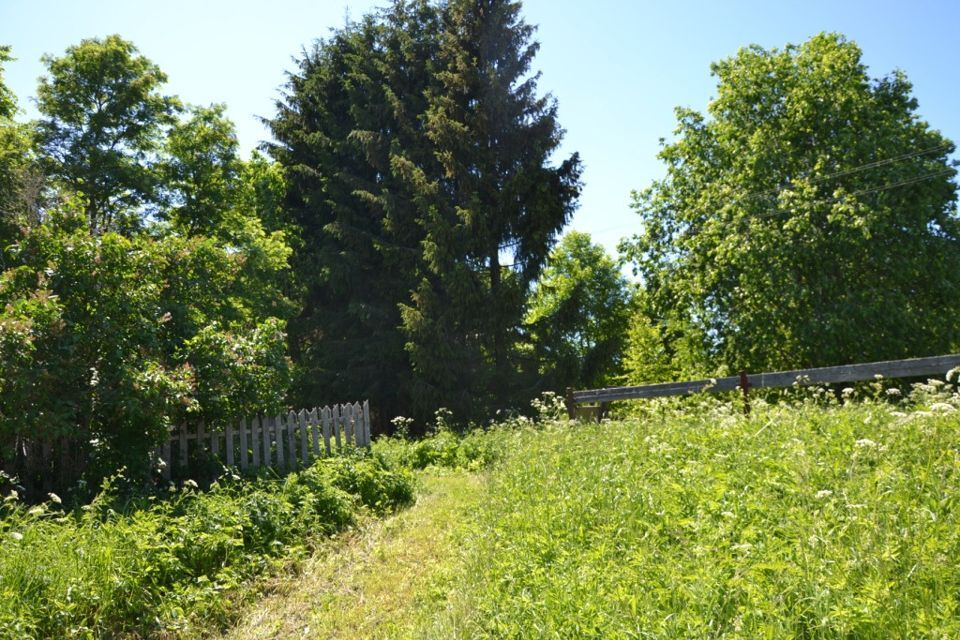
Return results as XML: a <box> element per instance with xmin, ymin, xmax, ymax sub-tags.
<box><xmin>179</xmin><ymin>426</ymin><xmax>188</xmax><ymax>468</ymax></box>
<box><xmin>362</xmin><ymin>400</ymin><xmax>371</xmax><ymax>446</ymax></box>
<box><xmin>225</xmin><ymin>422</ymin><xmax>235</xmax><ymax>467</ymax></box>
<box><xmin>239</xmin><ymin>417</ymin><xmax>249</xmax><ymax>471</ymax></box>
<box><xmin>308</xmin><ymin>408</ymin><xmax>319</xmax><ymax>456</ymax></box>
<box><xmin>332</xmin><ymin>405</ymin><xmax>342</xmax><ymax>451</ymax></box>
<box><xmin>271</xmin><ymin>414</ymin><xmax>282</xmax><ymax>469</ymax></box>
<box><xmin>298</xmin><ymin>409</ymin><xmax>309</xmax><ymax>465</ymax></box>
<box><xmin>250</xmin><ymin>417</ymin><xmax>260</xmax><ymax>467</ymax></box>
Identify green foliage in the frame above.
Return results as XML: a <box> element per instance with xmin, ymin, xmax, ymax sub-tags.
<box><xmin>526</xmin><ymin>231</ymin><xmax>632</xmax><ymax>390</ymax></box>
<box><xmin>36</xmin><ymin>35</ymin><xmax>180</xmax><ymax>234</ymax></box>
<box><xmin>0</xmin><ymin>452</ymin><xmax>414</xmax><ymax>638</ymax></box>
<box><xmin>270</xmin><ymin>2</ymin><xmax>439</xmax><ymax>427</ymax></box>
<box><xmin>163</xmin><ymin>103</ymin><xmax>241</xmax><ymax>235</ymax></box>
<box><xmin>399</xmin><ymin>0</ymin><xmax>582</xmax><ymax>422</ymax></box>
<box><xmin>431</xmin><ymin>395</ymin><xmax>960</xmax><ymax>638</ymax></box>
<box><xmin>0</xmin><ymin>39</ymin><xmax>294</xmax><ymax>493</ymax></box>
<box><xmin>272</xmin><ymin>0</ymin><xmax>581</xmax><ymax>427</ymax></box>
<box><xmin>0</xmin><ymin>47</ymin><xmax>38</xmax><ymax>247</ymax></box>
<box><xmin>180</xmin><ymin>319</ymin><xmax>291</xmax><ymax>427</ymax></box>
<box><xmin>0</xmin><ymin>201</ymin><xmax>291</xmax><ymax>493</ymax></box>
<box><xmin>621</xmin><ymin>33</ymin><xmax>960</xmax><ymax>377</ymax></box>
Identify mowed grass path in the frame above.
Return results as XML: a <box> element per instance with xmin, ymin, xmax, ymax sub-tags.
<box><xmin>224</xmin><ymin>472</ymin><xmax>484</xmax><ymax>640</ymax></box>
<box><xmin>227</xmin><ymin>400</ymin><xmax>960</xmax><ymax>639</ymax></box>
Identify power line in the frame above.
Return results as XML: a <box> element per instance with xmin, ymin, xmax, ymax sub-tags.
<box><xmin>738</xmin><ymin>142</ymin><xmax>954</xmax><ymax>204</ymax></box>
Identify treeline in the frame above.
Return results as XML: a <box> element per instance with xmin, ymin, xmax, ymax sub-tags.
<box><xmin>0</xmin><ymin>1</ymin><xmax>958</xmax><ymax>496</ymax></box>
<box><xmin>0</xmin><ymin>0</ymin><xmax>606</xmax><ymax>496</ymax></box>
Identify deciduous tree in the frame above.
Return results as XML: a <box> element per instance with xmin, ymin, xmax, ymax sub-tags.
<box><xmin>36</xmin><ymin>35</ymin><xmax>179</xmax><ymax>234</ymax></box>
<box><xmin>621</xmin><ymin>33</ymin><xmax>959</xmax><ymax>375</ymax></box>
<box><xmin>526</xmin><ymin>231</ymin><xmax>631</xmax><ymax>390</ymax></box>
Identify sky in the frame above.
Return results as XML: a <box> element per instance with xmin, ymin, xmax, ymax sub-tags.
<box><xmin>1</xmin><ymin>0</ymin><xmax>958</xmax><ymax>258</ymax></box>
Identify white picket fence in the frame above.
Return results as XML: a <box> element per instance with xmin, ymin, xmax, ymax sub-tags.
<box><xmin>157</xmin><ymin>401</ymin><xmax>371</xmax><ymax>478</ymax></box>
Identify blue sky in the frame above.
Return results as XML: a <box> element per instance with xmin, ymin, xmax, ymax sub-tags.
<box><xmin>2</xmin><ymin>0</ymin><xmax>958</xmax><ymax>257</ymax></box>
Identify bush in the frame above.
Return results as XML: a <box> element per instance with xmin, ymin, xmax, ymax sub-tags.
<box><xmin>0</xmin><ymin>451</ymin><xmax>413</xmax><ymax>638</ymax></box>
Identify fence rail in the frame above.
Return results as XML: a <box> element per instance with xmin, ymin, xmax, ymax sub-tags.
<box><xmin>156</xmin><ymin>400</ymin><xmax>370</xmax><ymax>479</ymax></box>
<box><xmin>568</xmin><ymin>354</ymin><xmax>960</xmax><ymax>414</ymax></box>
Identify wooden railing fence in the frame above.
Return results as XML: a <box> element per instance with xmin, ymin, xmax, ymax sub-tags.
<box><xmin>567</xmin><ymin>354</ymin><xmax>960</xmax><ymax>420</ymax></box>
<box><xmin>156</xmin><ymin>400</ymin><xmax>371</xmax><ymax>479</ymax></box>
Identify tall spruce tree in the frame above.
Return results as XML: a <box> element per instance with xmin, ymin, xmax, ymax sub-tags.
<box><xmin>399</xmin><ymin>0</ymin><xmax>581</xmax><ymax>420</ymax></box>
<box><xmin>270</xmin><ymin>2</ymin><xmax>441</xmax><ymax>427</ymax></box>
<box><xmin>272</xmin><ymin>0</ymin><xmax>579</xmax><ymax>426</ymax></box>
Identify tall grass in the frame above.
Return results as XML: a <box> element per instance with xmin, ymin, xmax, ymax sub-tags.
<box><xmin>427</xmin><ymin>389</ymin><xmax>960</xmax><ymax>638</ymax></box>
<box><xmin>0</xmin><ymin>452</ymin><xmax>413</xmax><ymax>638</ymax></box>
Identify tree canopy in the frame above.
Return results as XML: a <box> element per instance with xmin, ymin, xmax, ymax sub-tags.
<box><xmin>271</xmin><ymin>0</ymin><xmax>580</xmax><ymax>425</ymax></box>
<box><xmin>0</xmin><ymin>38</ymin><xmax>293</xmax><ymax>496</ymax></box>
<box><xmin>36</xmin><ymin>35</ymin><xmax>180</xmax><ymax>234</ymax></box>
<box><xmin>526</xmin><ymin>231</ymin><xmax>632</xmax><ymax>391</ymax></box>
<box><xmin>621</xmin><ymin>32</ymin><xmax>960</xmax><ymax>376</ymax></box>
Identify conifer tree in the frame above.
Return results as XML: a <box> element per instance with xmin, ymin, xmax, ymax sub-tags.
<box><xmin>399</xmin><ymin>0</ymin><xmax>581</xmax><ymax>420</ymax></box>
<box><xmin>270</xmin><ymin>2</ymin><xmax>441</xmax><ymax>426</ymax></box>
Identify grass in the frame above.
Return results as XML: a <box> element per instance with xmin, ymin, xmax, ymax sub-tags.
<box><xmin>4</xmin><ymin>385</ymin><xmax>959</xmax><ymax>638</ymax></box>
<box><xmin>225</xmin><ymin>471</ymin><xmax>484</xmax><ymax>640</ymax></box>
<box><xmin>421</xmin><ymin>393</ymin><xmax>960</xmax><ymax>638</ymax></box>
<box><xmin>0</xmin><ymin>451</ymin><xmax>415</xmax><ymax>639</ymax></box>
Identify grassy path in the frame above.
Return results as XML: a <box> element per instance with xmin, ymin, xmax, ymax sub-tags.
<box><xmin>223</xmin><ymin>471</ymin><xmax>481</xmax><ymax>640</ymax></box>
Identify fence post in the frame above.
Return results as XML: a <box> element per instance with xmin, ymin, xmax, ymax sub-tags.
<box><xmin>565</xmin><ymin>387</ymin><xmax>575</xmax><ymax>420</ymax></box>
<box><xmin>739</xmin><ymin>370</ymin><xmax>751</xmax><ymax>415</ymax></box>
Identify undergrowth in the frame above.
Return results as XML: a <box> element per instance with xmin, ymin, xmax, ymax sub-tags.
<box><xmin>422</xmin><ymin>377</ymin><xmax>960</xmax><ymax>638</ymax></box>
<box><xmin>0</xmin><ymin>451</ymin><xmax>413</xmax><ymax>639</ymax></box>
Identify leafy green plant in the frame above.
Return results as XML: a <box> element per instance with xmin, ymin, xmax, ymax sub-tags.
<box><xmin>0</xmin><ymin>451</ymin><xmax>413</xmax><ymax>639</ymax></box>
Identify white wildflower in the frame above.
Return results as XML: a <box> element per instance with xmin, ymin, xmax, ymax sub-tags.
<box><xmin>47</xmin><ymin>492</ymin><xmax>61</xmax><ymax>505</ymax></box>
<box><xmin>885</xmin><ymin>388</ymin><xmax>902</xmax><ymax>398</ymax></box>
<box><xmin>183</xmin><ymin>479</ymin><xmax>199</xmax><ymax>490</ymax></box>
<box><xmin>855</xmin><ymin>438</ymin><xmax>878</xmax><ymax>449</ymax></box>
<box><xmin>946</xmin><ymin>368</ymin><xmax>960</xmax><ymax>383</ymax></box>
<box><xmin>815</xmin><ymin>489</ymin><xmax>833</xmax><ymax>499</ymax></box>
<box><xmin>9</xmin><ymin>532</ymin><xmax>23</xmax><ymax>542</ymax></box>
<box><xmin>930</xmin><ymin>402</ymin><xmax>955</xmax><ymax>413</ymax></box>
<box><xmin>841</xmin><ymin>387</ymin><xmax>855</xmax><ymax>398</ymax></box>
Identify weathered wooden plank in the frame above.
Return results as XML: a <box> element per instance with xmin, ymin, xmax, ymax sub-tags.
<box><xmin>210</xmin><ymin>421</ymin><xmax>220</xmax><ymax>459</ymax></box>
<box><xmin>308</xmin><ymin>408</ymin><xmax>320</xmax><ymax>457</ymax></box>
<box><xmin>225</xmin><ymin>421</ymin><xmax>235</xmax><ymax>467</ymax></box>
<box><xmin>353</xmin><ymin>402</ymin><xmax>362</xmax><ymax>446</ymax></box>
<box><xmin>321</xmin><ymin>407</ymin><xmax>332</xmax><ymax>455</ymax></box>
<box><xmin>340</xmin><ymin>403</ymin><xmax>351</xmax><ymax>446</ymax></box>
<box><xmin>272</xmin><ymin>414</ymin><xmax>283</xmax><ymax>470</ymax></box>
<box><xmin>197</xmin><ymin>421</ymin><xmax>208</xmax><ymax>460</ymax></box>
<box><xmin>571</xmin><ymin>353</ymin><xmax>960</xmax><ymax>404</ymax></box>
<box><xmin>347</xmin><ymin>403</ymin><xmax>356</xmax><ymax>446</ymax></box>
<box><xmin>239</xmin><ymin>417</ymin><xmax>249</xmax><ymax>471</ymax></box>
<box><xmin>362</xmin><ymin>400</ymin><xmax>371</xmax><ymax>446</ymax></box>
<box><xmin>287</xmin><ymin>409</ymin><xmax>298</xmax><ymax>467</ymax></box>
<box><xmin>298</xmin><ymin>409</ymin><xmax>309</xmax><ymax>465</ymax></box>
<box><xmin>752</xmin><ymin>353</ymin><xmax>960</xmax><ymax>389</ymax></box>
<box><xmin>264</xmin><ymin>415</ymin><xmax>276</xmax><ymax>469</ymax></box>
<box><xmin>179</xmin><ymin>425</ymin><xmax>189</xmax><ymax>468</ymax></box>
<box><xmin>251</xmin><ymin>416</ymin><xmax>261</xmax><ymax>468</ymax></box>
<box><xmin>332</xmin><ymin>404</ymin><xmax>342</xmax><ymax>451</ymax></box>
